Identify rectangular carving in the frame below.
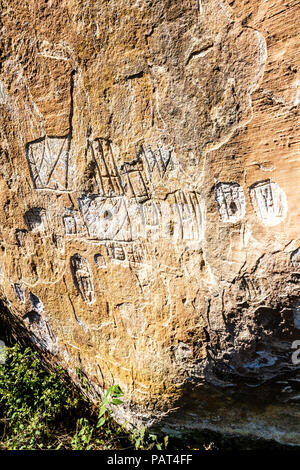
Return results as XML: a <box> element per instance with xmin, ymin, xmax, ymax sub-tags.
<box><xmin>26</xmin><ymin>136</ymin><xmax>71</xmax><ymax>191</ymax></box>
<box><xmin>62</xmin><ymin>208</ymin><xmax>87</xmax><ymax>237</ymax></box>
<box><xmin>106</xmin><ymin>242</ymin><xmax>126</xmax><ymax>262</ymax></box>
<box><xmin>78</xmin><ymin>195</ymin><xmax>132</xmax><ymax>241</ymax></box>
<box><xmin>166</xmin><ymin>191</ymin><xmax>206</xmax><ymax>241</ymax></box>
<box><xmin>249</xmin><ymin>180</ymin><xmax>288</xmax><ymax>226</ymax></box>
<box><xmin>216</xmin><ymin>182</ymin><xmax>246</xmax><ymax>223</ymax></box>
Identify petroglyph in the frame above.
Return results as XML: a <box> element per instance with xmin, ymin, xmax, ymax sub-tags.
<box><xmin>24</xmin><ymin>208</ymin><xmax>48</xmax><ymax>233</ymax></box>
<box><xmin>172</xmin><ymin>191</ymin><xmax>206</xmax><ymax>241</ymax></box>
<box><xmin>23</xmin><ymin>310</ymin><xmax>58</xmax><ymax>354</ymax></box>
<box><xmin>63</xmin><ymin>213</ymin><xmax>77</xmax><ymax>235</ymax></box>
<box><xmin>62</xmin><ymin>208</ymin><xmax>87</xmax><ymax>237</ymax></box>
<box><xmin>249</xmin><ymin>180</ymin><xmax>288</xmax><ymax>226</ymax></box>
<box><xmin>140</xmin><ymin>144</ymin><xmax>175</xmax><ymax>180</ymax></box>
<box><xmin>126</xmin><ymin>243</ymin><xmax>145</xmax><ymax>266</ymax></box>
<box><xmin>85</xmin><ymin>139</ymin><xmax>124</xmax><ymax>196</ymax></box>
<box><xmin>94</xmin><ymin>253</ymin><xmax>107</xmax><ymax>268</ymax></box>
<box><xmin>216</xmin><ymin>182</ymin><xmax>246</xmax><ymax>223</ymax></box>
<box><xmin>70</xmin><ymin>254</ymin><xmax>95</xmax><ymax>304</ymax></box>
<box><xmin>78</xmin><ymin>195</ymin><xmax>131</xmax><ymax>241</ymax></box>
<box><xmin>119</xmin><ymin>161</ymin><xmax>149</xmax><ymax>202</ymax></box>
<box><xmin>106</xmin><ymin>242</ymin><xmax>126</xmax><ymax>262</ymax></box>
<box><xmin>26</xmin><ymin>136</ymin><xmax>72</xmax><ymax>191</ymax></box>
<box><xmin>143</xmin><ymin>201</ymin><xmax>160</xmax><ymax>227</ymax></box>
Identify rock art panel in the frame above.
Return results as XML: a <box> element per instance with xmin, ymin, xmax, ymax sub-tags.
<box><xmin>0</xmin><ymin>0</ymin><xmax>299</xmax><ymax>447</ymax></box>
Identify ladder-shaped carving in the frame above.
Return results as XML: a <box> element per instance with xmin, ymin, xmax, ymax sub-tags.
<box><xmin>86</xmin><ymin>139</ymin><xmax>124</xmax><ymax>197</ymax></box>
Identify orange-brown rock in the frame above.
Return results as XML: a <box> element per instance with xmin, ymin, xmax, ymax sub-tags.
<box><xmin>0</xmin><ymin>0</ymin><xmax>300</xmax><ymax>445</ymax></box>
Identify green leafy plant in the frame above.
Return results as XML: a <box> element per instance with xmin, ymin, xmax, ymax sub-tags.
<box><xmin>71</xmin><ymin>418</ymin><xmax>94</xmax><ymax>450</ymax></box>
<box><xmin>131</xmin><ymin>427</ymin><xmax>169</xmax><ymax>450</ymax></box>
<box><xmin>97</xmin><ymin>384</ymin><xmax>124</xmax><ymax>428</ymax></box>
<box><xmin>71</xmin><ymin>384</ymin><xmax>124</xmax><ymax>449</ymax></box>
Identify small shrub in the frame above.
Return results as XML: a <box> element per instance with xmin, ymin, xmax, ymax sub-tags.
<box><xmin>0</xmin><ymin>344</ymin><xmax>80</xmax><ymax>449</ymax></box>
<box><xmin>0</xmin><ymin>343</ymin><xmax>130</xmax><ymax>450</ymax></box>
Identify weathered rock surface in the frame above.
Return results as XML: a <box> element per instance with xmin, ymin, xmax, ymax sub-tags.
<box><xmin>0</xmin><ymin>0</ymin><xmax>300</xmax><ymax>446</ymax></box>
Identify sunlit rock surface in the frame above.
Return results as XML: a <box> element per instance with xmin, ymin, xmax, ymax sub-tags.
<box><xmin>0</xmin><ymin>0</ymin><xmax>300</xmax><ymax>446</ymax></box>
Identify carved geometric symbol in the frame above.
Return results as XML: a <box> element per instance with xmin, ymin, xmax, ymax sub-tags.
<box><xmin>126</xmin><ymin>243</ymin><xmax>145</xmax><ymax>265</ymax></box>
<box><xmin>119</xmin><ymin>162</ymin><xmax>149</xmax><ymax>202</ymax></box>
<box><xmin>26</xmin><ymin>135</ymin><xmax>71</xmax><ymax>190</ymax></box>
<box><xmin>216</xmin><ymin>182</ymin><xmax>246</xmax><ymax>223</ymax></box>
<box><xmin>249</xmin><ymin>179</ymin><xmax>288</xmax><ymax>226</ymax></box>
<box><xmin>70</xmin><ymin>254</ymin><xmax>95</xmax><ymax>304</ymax></box>
<box><xmin>63</xmin><ymin>214</ymin><xmax>77</xmax><ymax>235</ymax></box>
<box><xmin>78</xmin><ymin>195</ymin><xmax>131</xmax><ymax>241</ymax></box>
<box><xmin>143</xmin><ymin>200</ymin><xmax>161</xmax><ymax>226</ymax></box>
<box><xmin>86</xmin><ymin>139</ymin><xmax>124</xmax><ymax>196</ymax></box>
<box><xmin>140</xmin><ymin>144</ymin><xmax>174</xmax><ymax>179</ymax></box>
<box><xmin>106</xmin><ymin>242</ymin><xmax>126</xmax><ymax>262</ymax></box>
<box><xmin>173</xmin><ymin>191</ymin><xmax>205</xmax><ymax>240</ymax></box>
<box><xmin>62</xmin><ymin>208</ymin><xmax>87</xmax><ymax>237</ymax></box>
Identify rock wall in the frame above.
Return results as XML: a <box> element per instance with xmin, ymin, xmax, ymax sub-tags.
<box><xmin>0</xmin><ymin>0</ymin><xmax>300</xmax><ymax>445</ymax></box>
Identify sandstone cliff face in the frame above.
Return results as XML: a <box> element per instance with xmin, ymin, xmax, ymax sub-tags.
<box><xmin>0</xmin><ymin>0</ymin><xmax>300</xmax><ymax>445</ymax></box>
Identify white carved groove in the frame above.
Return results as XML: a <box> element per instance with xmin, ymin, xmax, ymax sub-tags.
<box><xmin>249</xmin><ymin>179</ymin><xmax>288</xmax><ymax>226</ymax></box>
<box><xmin>216</xmin><ymin>182</ymin><xmax>246</xmax><ymax>223</ymax></box>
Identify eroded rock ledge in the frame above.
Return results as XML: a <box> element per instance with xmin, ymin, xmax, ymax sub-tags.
<box><xmin>0</xmin><ymin>0</ymin><xmax>300</xmax><ymax>446</ymax></box>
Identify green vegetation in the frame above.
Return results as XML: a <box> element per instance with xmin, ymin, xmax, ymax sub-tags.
<box><xmin>0</xmin><ymin>343</ymin><xmax>170</xmax><ymax>450</ymax></box>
